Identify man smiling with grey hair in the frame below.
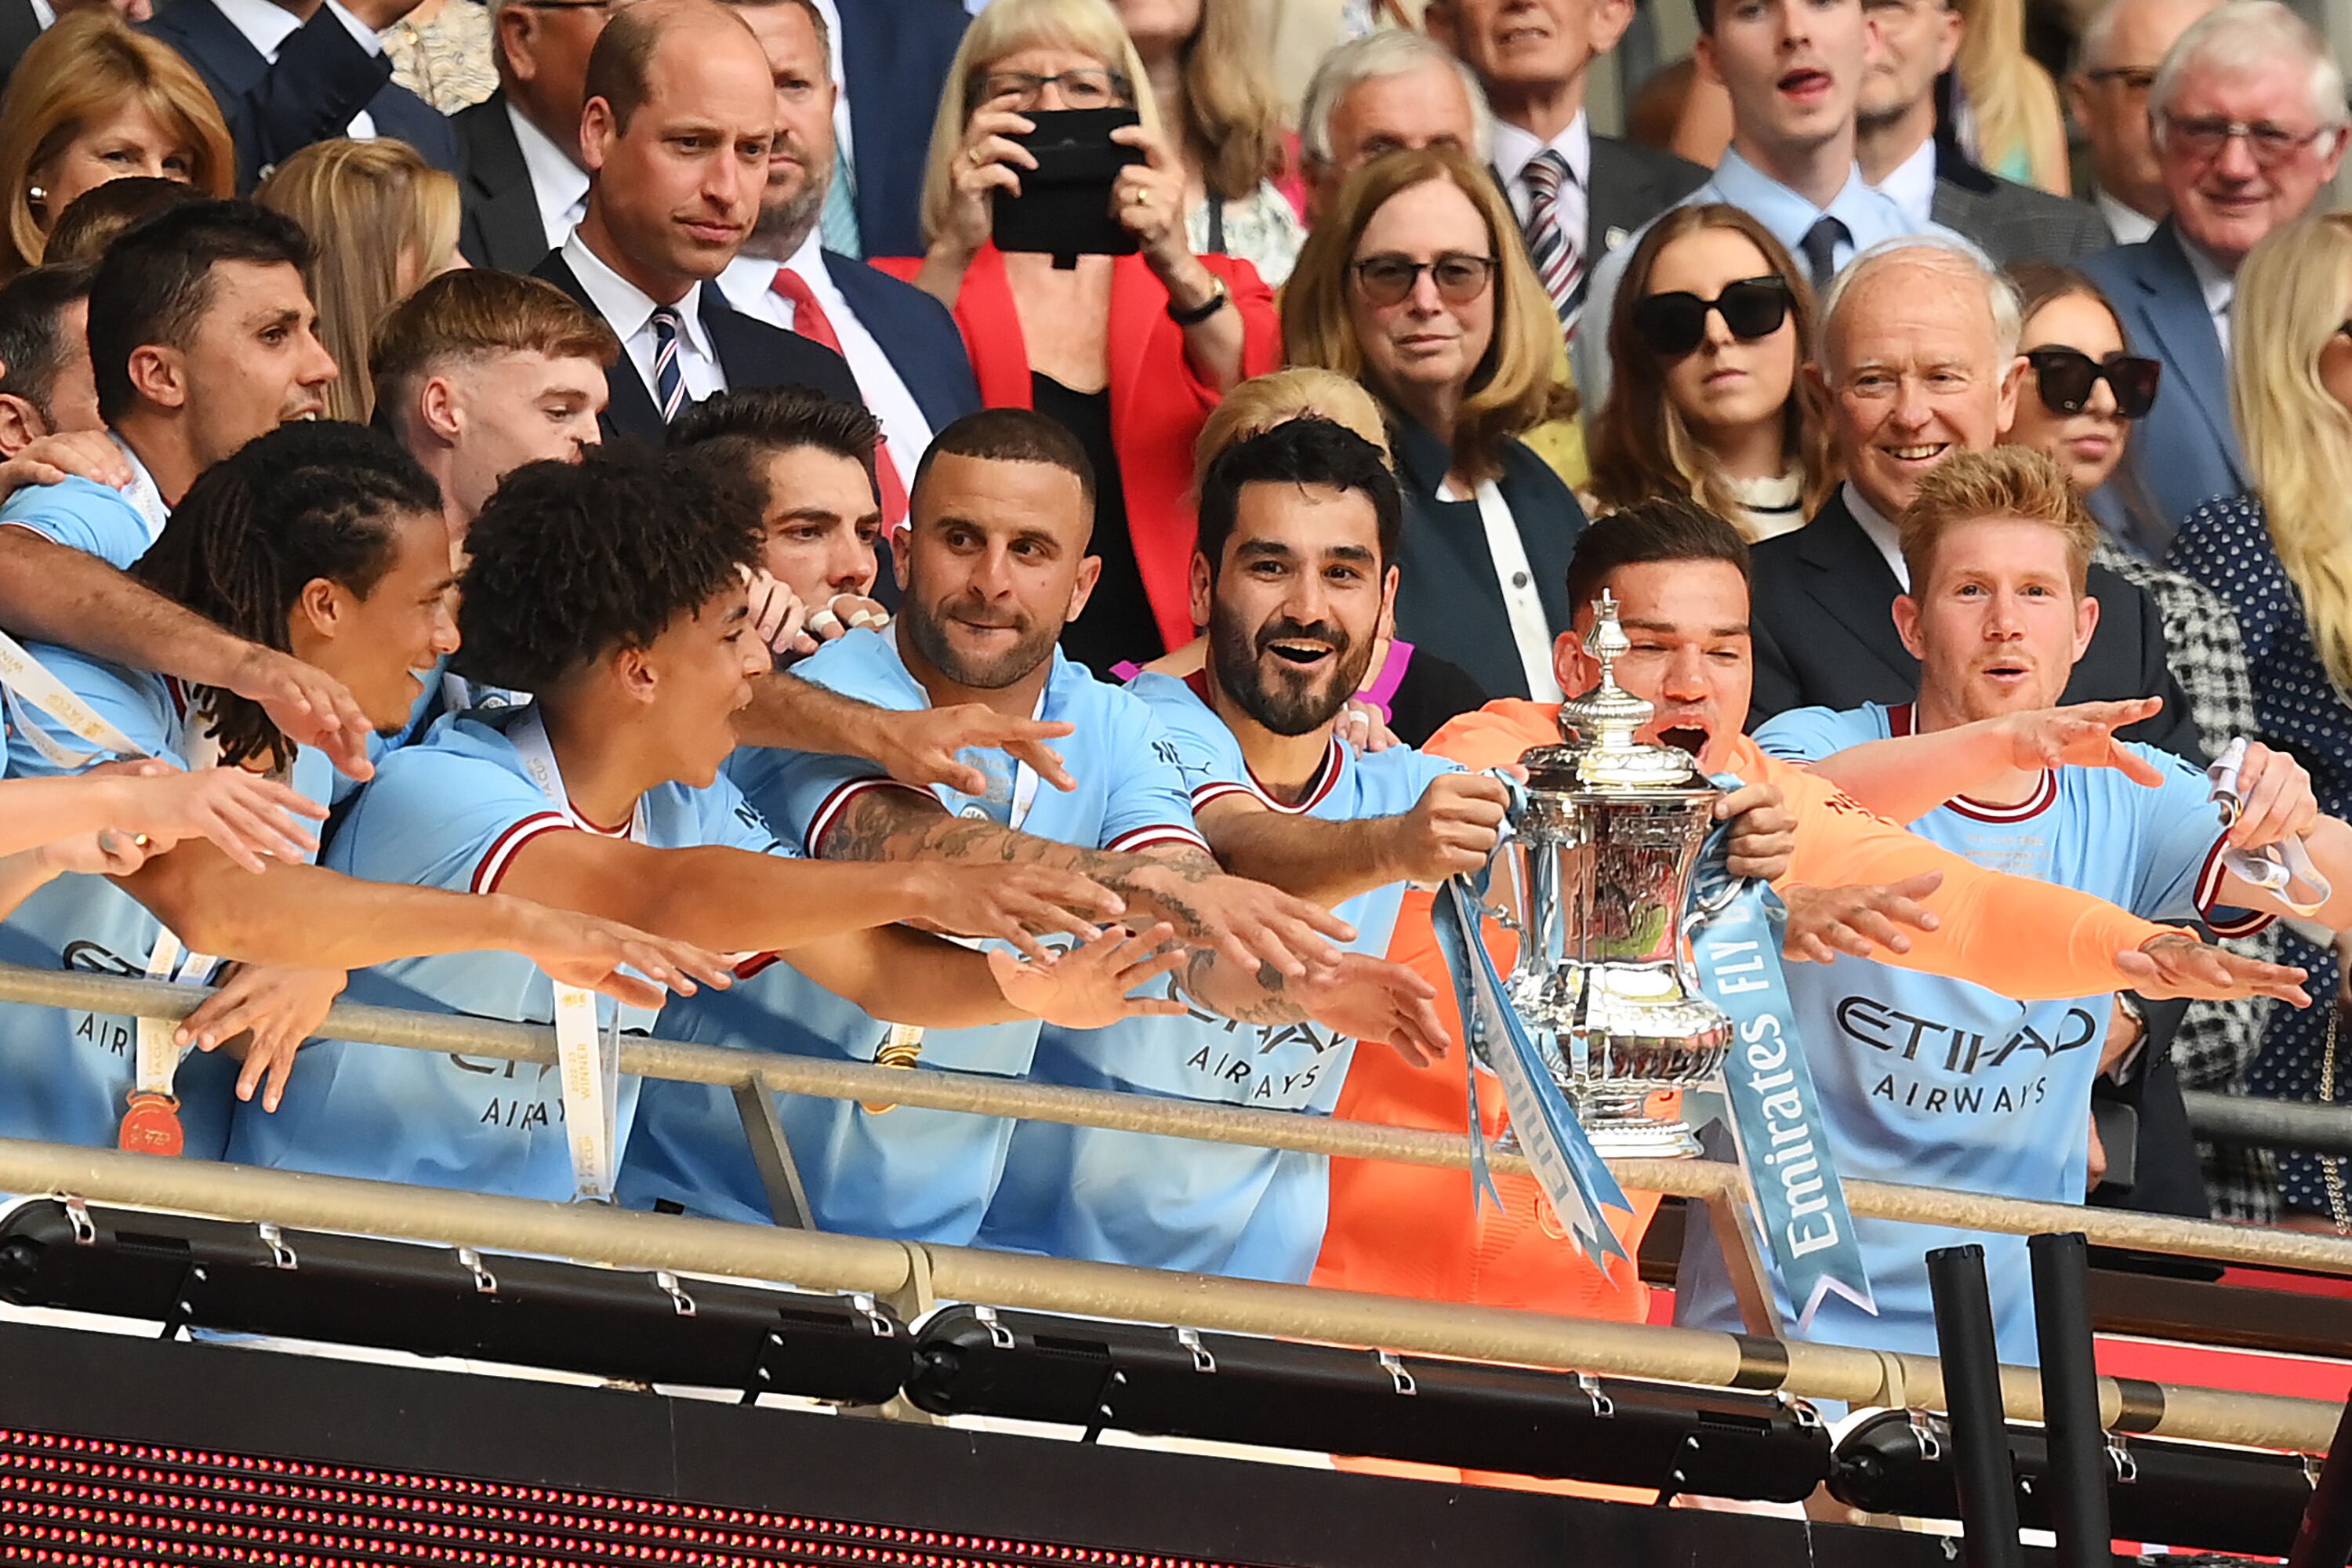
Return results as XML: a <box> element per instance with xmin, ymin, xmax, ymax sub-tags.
<box><xmin>1748</xmin><ymin>235</ymin><xmax>2197</xmax><ymax>761</ymax></box>
<box><xmin>1297</xmin><ymin>31</ymin><xmax>1496</xmax><ymax>227</ymax></box>
<box><xmin>2079</xmin><ymin>0</ymin><xmax>2347</xmax><ymax>546</ymax></box>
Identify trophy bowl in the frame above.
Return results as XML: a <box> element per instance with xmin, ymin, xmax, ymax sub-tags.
<box><xmin>1472</xmin><ymin>592</ymin><xmax>1733</xmax><ymax>1159</ymax></box>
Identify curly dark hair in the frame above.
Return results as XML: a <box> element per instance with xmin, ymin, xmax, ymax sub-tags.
<box><xmin>132</xmin><ymin>419</ymin><xmax>442</xmax><ymax>773</ymax></box>
<box><xmin>455</xmin><ymin>443</ymin><xmax>764</xmax><ymax>693</ymax></box>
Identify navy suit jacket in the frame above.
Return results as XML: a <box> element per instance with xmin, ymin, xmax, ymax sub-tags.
<box><xmin>145</xmin><ymin>0</ymin><xmax>459</xmax><ymax>191</ymax></box>
<box><xmin>531</xmin><ymin>249</ymin><xmax>861</xmax><ymax>445</ymax></box>
<box><xmin>0</xmin><ymin>0</ymin><xmax>42</xmax><ymax>96</ymax></box>
<box><xmin>837</xmin><ymin>0</ymin><xmax>967</xmax><ymax>259</ymax></box>
<box><xmin>2078</xmin><ymin>220</ymin><xmax>2245</xmax><ymax>554</ymax></box>
<box><xmin>1388</xmin><ymin>416</ymin><xmax>1585</xmax><ymax>702</ymax></box>
<box><xmin>452</xmin><ymin>89</ymin><xmax>554</xmax><ymax>274</ymax></box>
<box><xmin>821</xmin><ymin>249</ymin><xmax>980</xmax><ymax>434</ymax></box>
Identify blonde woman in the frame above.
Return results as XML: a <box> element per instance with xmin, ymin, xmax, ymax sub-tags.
<box><xmin>0</xmin><ymin>11</ymin><xmax>233</xmax><ymax>279</ymax></box>
<box><xmin>1953</xmin><ymin>0</ymin><xmax>2071</xmax><ymax>192</ymax></box>
<box><xmin>1111</xmin><ymin>0</ymin><xmax>1304</xmax><ymax>285</ymax></box>
<box><xmin>2169</xmin><ymin>212</ymin><xmax>2352</xmax><ymax>1225</ymax></box>
<box><xmin>257</xmin><ymin>140</ymin><xmax>464</xmax><ymax>424</ymax></box>
<box><xmin>1283</xmin><ymin>146</ymin><xmax>1582</xmax><ymax>703</ymax></box>
<box><xmin>880</xmin><ymin>0</ymin><xmax>1279</xmax><ymax>672</ymax></box>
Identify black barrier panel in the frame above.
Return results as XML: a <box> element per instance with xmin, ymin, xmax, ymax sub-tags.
<box><xmin>1832</xmin><ymin>1409</ymin><xmax>2318</xmax><ymax>1559</ymax></box>
<box><xmin>0</xmin><ymin>1200</ymin><xmax>913</xmax><ymax>1405</ymax></box>
<box><xmin>0</xmin><ymin>1318</ymin><xmax>2098</xmax><ymax>1568</ymax></box>
<box><xmin>909</xmin><ymin>1305</ymin><xmax>1831</xmax><ymax>1504</ymax></box>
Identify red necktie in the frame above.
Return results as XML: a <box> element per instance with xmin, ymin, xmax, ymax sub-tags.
<box><xmin>771</xmin><ymin>267</ymin><xmax>908</xmax><ymax>528</ymax></box>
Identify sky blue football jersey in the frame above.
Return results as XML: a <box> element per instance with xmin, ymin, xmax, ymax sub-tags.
<box><xmin>620</xmin><ymin>627</ymin><xmax>1208</xmax><ymax>1244</ymax></box>
<box><xmin>978</xmin><ymin>670</ymin><xmax>1457</xmax><ymax>1282</ymax></box>
<box><xmin>1675</xmin><ymin>702</ymin><xmax>2266</xmax><ymax>1364</ymax></box>
<box><xmin>228</xmin><ymin>704</ymin><xmax>789</xmax><ymax>1201</ymax></box>
<box><xmin>0</xmin><ymin>646</ymin><xmax>332</xmax><ymax>1157</ymax></box>
<box><xmin>0</xmin><ymin>468</ymin><xmax>164</xmax><ymax>570</ymax></box>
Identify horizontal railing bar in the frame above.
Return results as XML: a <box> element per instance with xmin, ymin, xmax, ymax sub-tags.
<box><xmin>0</xmin><ymin>1137</ymin><xmax>2336</xmax><ymax>1455</ymax></box>
<box><xmin>2184</xmin><ymin>1089</ymin><xmax>2352</xmax><ymax>1160</ymax></box>
<box><xmin>8</xmin><ymin>962</ymin><xmax>2352</xmax><ymax>1279</ymax></box>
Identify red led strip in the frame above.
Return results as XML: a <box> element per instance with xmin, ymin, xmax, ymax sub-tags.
<box><xmin>0</xmin><ymin>1428</ymin><xmax>1265</xmax><ymax>1568</ymax></box>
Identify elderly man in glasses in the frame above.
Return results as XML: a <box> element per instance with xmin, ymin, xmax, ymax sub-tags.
<box><xmin>2077</xmin><ymin>0</ymin><xmax>2348</xmax><ymax>550</ymax></box>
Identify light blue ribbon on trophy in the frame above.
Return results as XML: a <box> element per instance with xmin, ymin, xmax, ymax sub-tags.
<box><xmin>1686</xmin><ymin>775</ymin><xmax>1875</xmax><ymax>1333</ymax></box>
<box><xmin>1430</xmin><ymin>773</ymin><xmax>1632</xmax><ymax>1271</ymax></box>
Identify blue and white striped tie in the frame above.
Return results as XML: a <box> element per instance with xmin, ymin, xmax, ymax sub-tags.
<box><xmin>1520</xmin><ymin>149</ymin><xmax>1584</xmax><ymax>339</ymax></box>
<box><xmin>650</xmin><ymin>304</ymin><xmax>687</xmax><ymax>423</ymax></box>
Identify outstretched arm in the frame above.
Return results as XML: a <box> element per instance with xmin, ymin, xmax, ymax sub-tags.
<box><xmin>1196</xmin><ymin>773</ymin><xmax>1512</xmax><ymax>905</ymax></box>
<box><xmin>1806</xmin><ymin>699</ymin><xmax>2166</xmax><ymax>824</ymax></box>
<box><xmin>735</xmin><ymin>671</ymin><xmax>1079</xmax><ymax>795</ymax></box>
<box><xmin>0</xmin><ymin>529</ymin><xmax>376</xmax><ymax>779</ymax></box>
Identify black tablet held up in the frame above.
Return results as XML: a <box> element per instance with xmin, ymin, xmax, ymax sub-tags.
<box><xmin>992</xmin><ymin>107</ymin><xmax>1145</xmax><ymax>266</ymax></box>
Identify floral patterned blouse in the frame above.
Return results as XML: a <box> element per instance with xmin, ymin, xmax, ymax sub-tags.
<box><xmin>385</xmin><ymin>0</ymin><xmax>497</xmax><ymax>113</ymax></box>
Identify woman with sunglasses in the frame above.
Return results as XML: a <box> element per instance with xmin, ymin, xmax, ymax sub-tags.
<box><xmin>2002</xmin><ymin>260</ymin><xmax>2276</xmax><ymax>1223</ymax></box>
<box><xmin>1587</xmin><ymin>204</ymin><xmax>1835</xmax><ymax>542</ymax></box>
<box><xmin>2169</xmin><ymin>213</ymin><xmax>2352</xmax><ymax>1227</ymax></box>
<box><xmin>880</xmin><ymin>0</ymin><xmax>1279</xmax><ymax>674</ymax></box>
<box><xmin>1282</xmin><ymin>146</ymin><xmax>1581</xmax><ymax>704</ymax></box>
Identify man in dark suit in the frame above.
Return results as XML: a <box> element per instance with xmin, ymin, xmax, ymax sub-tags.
<box><xmin>831</xmin><ymin>0</ymin><xmax>965</xmax><ymax>260</ymax></box>
<box><xmin>1749</xmin><ymin>238</ymin><xmax>2197</xmax><ymax>756</ymax></box>
<box><xmin>1853</xmin><ymin>0</ymin><xmax>2109</xmax><ymax>263</ymax></box>
<box><xmin>532</xmin><ymin>0</ymin><xmax>855</xmax><ymax>446</ymax></box>
<box><xmin>1424</xmin><ymin>0</ymin><xmax>1705</xmax><ymax>333</ymax></box>
<box><xmin>2077</xmin><ymin>1</ymin><xmax>2344</xmax><ymax>553</ymax></box>
<box><xmin>712</xmin><ymin>0</ymin><xmax>975</xmax><ymax>526</ymax></box>
<box><xmin>143</xmin><ymin>0</ymin><xmax>458</xmax><ymax>190</ymax></box>
<box><xmin>451</xmin><ymin>0</ymin><xmax>620</xmax><ymax>272</ymax></box>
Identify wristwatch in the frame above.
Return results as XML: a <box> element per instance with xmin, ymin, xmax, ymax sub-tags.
<box><xmin>1167</xmin><ymin>274</ymin><xmax>1230</xmax><ymax>327</ymax></box>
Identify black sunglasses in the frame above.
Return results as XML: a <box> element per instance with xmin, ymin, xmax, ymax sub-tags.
<box><xmin>2024</xmin><ymin>347</ymin><xmax>2161</xmax><ymax>419</ymax></box>
<box><xmin>1628</xmin><ymin>276</ymin><xmax>1793</xmax><ymax>358</ymax></box>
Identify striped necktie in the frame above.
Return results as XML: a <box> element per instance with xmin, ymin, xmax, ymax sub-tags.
<box><xmin>649</xmin><ymin>304</ymin><xmax>687</xmax><ymax>423</ymax></box>
<box><xmin>1520</xmin><ymin>149</ymin><xmax>1584</xmax><ymax>337</ymax></box>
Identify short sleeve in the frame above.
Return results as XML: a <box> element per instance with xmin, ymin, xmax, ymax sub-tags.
<box><xmin>2</xmin><ymin>648</ymin><xmax>178</xmax><ymax>779</ymax></box>
<box><xmin>1751</xmin><ymin>704</ymin><xmax>1867</xmax><ymax>764</ymax></box>
<box><xmin>731</xmin><ymin>630</ymin><xmax>927</xmax><ymax>854</ymax></box>
<box><xmin>0</xmin><ymin>481</ymin><xmax>151</xmax><ymax>571</ymax></box>
<box><xmin>1097</xmin><ymin>700</ymin><xmax>1210</xmax><ymax>855</ymax></box>
<box><xmin>1127</xmin><ymin>673</ymin><xmax>1249</xmax><ymax>808</ymax></box>
<box><xmin>2126</xmin><ymin>745</ymin><xmax>2270</xmax><ymax>936</ymax></box>
<box><xmin>328</xmin><ymin>747</ymin><xmax>569</xmax><ymax>895</ymax></box>
<box><xmin>698</xmin><ymin>773</ymin><xmax>798</xmax><ymax>859</ymax></box>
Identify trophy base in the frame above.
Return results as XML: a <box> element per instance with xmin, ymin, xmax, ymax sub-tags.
<box><xmin>1488</xmin><ymin>1098</ymin><xmax>1702</xmax><ymax>1160</ymax></box>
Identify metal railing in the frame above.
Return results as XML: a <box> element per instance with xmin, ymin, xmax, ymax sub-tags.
<box><xmin>2</xmin><ymin>960</ymin><xmax>2349</xmax><ymax>1458</ymax></box>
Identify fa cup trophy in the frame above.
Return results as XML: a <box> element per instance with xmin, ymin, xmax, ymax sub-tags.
<box><xmin>1479</xmin><ymin>591</ymin><xmax>1733</xmax><ymax>1157</ymax></box>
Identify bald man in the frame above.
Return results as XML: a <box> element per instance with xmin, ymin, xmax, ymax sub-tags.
<box><xmin>531</xmin><ymin>0</ymin><xmax>858</xmax><ymax>443</ymax></box>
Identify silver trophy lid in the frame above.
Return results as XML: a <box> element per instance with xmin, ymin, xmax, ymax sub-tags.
<box><xmin>1521</xmin><ymin>591</ymin><xmax>1708</xmax><ymax>791</ymax></box>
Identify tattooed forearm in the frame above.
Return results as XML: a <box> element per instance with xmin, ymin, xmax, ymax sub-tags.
<box><xmin>1178</xmin><ymin>946</ymin><xmax>1305</xmax><ymax>1025</ymax></box>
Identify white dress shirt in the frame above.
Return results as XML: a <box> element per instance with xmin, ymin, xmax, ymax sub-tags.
<box><xmin>562</xmin><ymin>230</ymin><xmax>725</xmax><ymax>408</ymax></box>
<box><xmin>211</xmin><ymin>0</ymin><xmax>379</xmax><ymax>141</ymax></box>
<box><xmin>27</xmin><ymin>0</ymin><xmax>53</xmax><ymax>30</ymax></box>
<box><xmin>2180</xmin><ymin>232</ymin><xmax>2236</xmax><ymax>358</ymax></box>
<box><xmin>2095</xmin><ymin>188</ymin><xmax>2158</xmax><ymax>248</ymax></box>
<box><xmin>1492</xmin><ymin>111</ymin><xmax>1592</xmax><ymax>238</ymax></box>
<box><xmin>509</xmin><ymin>100</ymin><xmax>590</xmax><ymax>252</ymax></box>
<box><xmin>1870</xmin><ymin>137</ymin><xmax>1939</xmax><ymax>229</ymax></box>
<box><xmin>717</xmin><ymin>236</ymin><xmax>935</xmax><ymax>484</ymax></box>
<box><xmin>1844</xmin><ymin>481</ymin><xmax>1909</xmax><ymax>590</ymax></box>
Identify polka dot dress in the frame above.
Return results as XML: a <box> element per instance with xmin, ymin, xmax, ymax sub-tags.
<box><xmin>2171</xmin><ymin>493</ymin><xmax>2349</xmax><ymax>1216</ymax></box>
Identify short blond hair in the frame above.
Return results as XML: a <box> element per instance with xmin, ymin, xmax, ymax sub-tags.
<box><xmin>1898</xmin><ymin>445</ymin><xmax>2096</xmax><ymax>595</ymax></box>
<box><xmin>1193</xmin><ymin>367</ymin><xmax>1391</xmax><ymax>487</ymax></box>
<box><xmin>370</xmin><ymin>268</ymin><xmax>620</xmax><ymax>428</ymax></box>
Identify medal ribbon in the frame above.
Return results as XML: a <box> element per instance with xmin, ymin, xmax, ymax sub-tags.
<box><xmin>0</xmin><ymin>629</ymin><xmax>217</xmax><ymax>1150</ymax></box>
<box><xmin>1686</xmin><ymin>775</ymin><xmax>1875</xmax><ymax>1332</ymax></box>
<box><xmin>2209</xmin><ymin>738</ymin><xmax>2331</xmax><ymax>918</ymax></box>
<box><xmin>509</xmin><ymin>708</ymin><xmax>639</xmax><ymax>1203</ymax></box>
<box><xmin>1429</xmin><ymin>771</ymin><xmax>1631</xmax><ymax>1269</ymax></box>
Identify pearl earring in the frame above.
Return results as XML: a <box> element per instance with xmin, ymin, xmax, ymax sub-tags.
<box><xmin>26</xmin><ymin>187</ymin><xmax>43</xmax><ymax>205</ymax></box>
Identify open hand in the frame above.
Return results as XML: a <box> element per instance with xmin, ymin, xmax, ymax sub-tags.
<box><xmin>514</xmin><ymin>904</ymin><xmax>739</xmax><ymax>1010</ymax></box>
<box><xmin>743</xmin><ymin>568</ymin><xmax>817</xmax><ymax>659</ymax></box>
<box><xmin>0</xmin><ymin>430</ymin><xmax>133</xmax><ymax>501</ymax></box>
<box><xmin>986</xmin><ymin>921</ymin><xmax>1185</xmax><ymax>1028</ymax></box>
<box><xmin>2002</xmin><ymin>699</ymin><xmax>2166</xmax><ymax>784</ymax></box>
<box><xmin>227</xmin><ymin>644</ymin><xmax>376</xmax><ymax>782</ymax></box>
<box><xmin>101</xmin><ymin>760</ymin><xmax>327</xmax><ymax>873</ymax></box>
<box><xmin>874</xmin><ymin>702</ymin><xmax>1077</xmax><ymax>796</ymax></box>
<box><xmin>917</xmin><ymin>861</ymin><xmax>1126</xmax><ymax>960</ymax></box>
<box><xmin>1297</xmin><ymin>952</ymin><xmax>1450</xmax><ymax>1067</ymax></box>
<box><xmin>1129</xmin><ymin>858</ymin><xmax>1354</xmax><ymax>978</ymax></box>
<box><xmin>2117</xmin><ymin>931</ymin><xmax>2310</xmax><ymax>1005</ymax></box>
<box><xmin>176</xmin><ymin>964</ymin><xmax>347</xmax><ymax>1112</ymax></box>
<box><xmin>1780</xmin><ymin>873</ymin><xmax>1944</xmax><ymax>963</ymax></box>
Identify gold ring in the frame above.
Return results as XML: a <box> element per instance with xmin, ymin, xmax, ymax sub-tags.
<box><xmin>967</xmin><ymin>144</ymin><xmax>985</xmax><ymax>165</ymax></box>
<box><xmin>1128</xmin><ymin>187</ymin><xmax>1150</xmax><ymax>206</ymax></box>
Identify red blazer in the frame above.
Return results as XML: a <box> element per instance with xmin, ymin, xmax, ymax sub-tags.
<box><xmin>875</xmin><ymin>245</ymin><xmax>1280</xmax><ymax>655</ymax></box>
